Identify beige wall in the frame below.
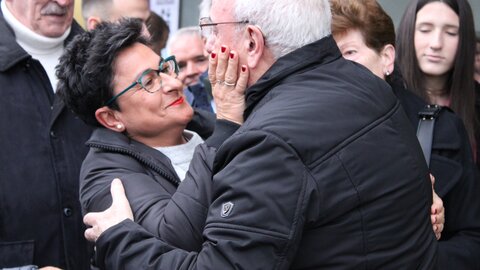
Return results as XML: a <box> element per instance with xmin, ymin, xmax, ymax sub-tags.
<box><xmin>74</xmin><ymin>0</ymin><xmax>85</xmax><ymax>29</ymax></box>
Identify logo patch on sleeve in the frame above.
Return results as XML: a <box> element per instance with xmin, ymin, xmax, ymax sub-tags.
<box><xmin>221</xmin><ymin>202</ymin><xmax>234</xmax><ymax>217</ymax></box>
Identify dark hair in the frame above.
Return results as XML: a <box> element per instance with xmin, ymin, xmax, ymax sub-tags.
<box><xmin>56</xmin><ymin>18</ymin><xmax>148</xmax><ymax>127</ymax></box>
<box><xmin>146</xmin><ymin>11</ymin><xmax>170</xmax><ymax>54</ymax></box>
<box><xmin>330</xmin><ymin>0</ymin><xmax>395</xmax><ymax>54</ymax></box>
<box><xmin>396</xmin><ymin>0</ymin><xmax>477</xmax><ymax>143</ymax></box>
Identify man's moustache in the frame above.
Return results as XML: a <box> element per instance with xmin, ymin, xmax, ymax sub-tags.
<box><xmin>40</xmin><ymin>2</ymin><xmax>68</xmax><ymax>16</ymax></box>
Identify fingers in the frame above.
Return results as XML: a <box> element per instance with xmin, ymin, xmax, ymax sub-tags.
<box><xmin>215</xmin><ymin>45</ymin><xmax>230</xmax><ymax>84</ymax></box>
<box><xmin>429</xmin><ymin>173</ymin><xmax>435</xmax><ymax>186</ymax></box>
<box><xmin>84</xmin><ymin>223</ymin><xmax>98</xmax><ymax>242</ymax></box>
<box><xmin>236</xmin><ymin>64</ymin><xmax>249</xmax><ymax>94</ymax></box>
<box><xmin>83</xmin><ymin>178</ymin><xmax>134</xmax><ymax>243</ymax></box>
<box><xmin>224</xmin><ymin>51</ymin><xmax>239</xmax><ymax>86</ymax></box>
<box><xmin>210</xmin><ymin>45</ymin><xmax>244</xmax><ymax>87</ymax></box>
<box><xmin>83</xmin><ymin>212</ymin><xmax>101</xmax><ymax>242</ymax></box>
<box><xmin>430</xmin><ymin>185</ymin><xmax>445</xmax><ymax>240</ymax></box>
<box><xmin>208</xmin><ymin>44</ymin><xmax>248</xmax><ymax>125</ymax></box>
<box><xmin>208</xmin><ymin>51</ymin><xmax>218</xmax><ymax>86</ymax></box>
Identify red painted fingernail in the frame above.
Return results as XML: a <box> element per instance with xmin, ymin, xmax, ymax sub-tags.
<box><xmin>211</xmin><ymin>52</ymin><xmax>216</xmax><ymax>59</ymax></box>
<box><xmin>221</xmin><ymin>45</ymin><xmax>227</xmax><ymax>53</ymax></box>
<box><xmin>241</xmin><ymin>65</ymin><xmax>247</xmax><ymax>72</ymax></box>
<box><xmin>229</xmin><ymin>52</ymin><xmax>234</xmax><ymax>59</ymax></box>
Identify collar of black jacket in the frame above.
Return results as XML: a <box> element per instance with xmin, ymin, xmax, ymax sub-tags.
<box><xmin>87</xmin><ymin>127</ymin><xmax>181</xmax><ymax>185</ymax></box>
<box><xmin>243</xmin><ymin>35</ymin><xmax>341</xmax><ymax>119</ymax></box>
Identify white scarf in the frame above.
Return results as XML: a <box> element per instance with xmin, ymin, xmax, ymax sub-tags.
<box><xmin>1</xmin><ymin>1</ymin><xmax>71</xmax><ymax>92</ymax></box>
<box><xmin>155</xmin><ymin>130</ymin><xmax>204</xmax><ymax>181</ymax></box>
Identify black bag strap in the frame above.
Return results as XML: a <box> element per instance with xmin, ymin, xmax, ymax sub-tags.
<box><xmin>416</xmin><ymin>104</ymin><xmax>442</xmax><ymax>167</ymax></box>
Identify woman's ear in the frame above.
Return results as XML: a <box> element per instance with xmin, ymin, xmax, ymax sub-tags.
<box><xmin>381</xmin><ymin>44</ymin><xmax>396</xmax><ymax>75</ymax></box>
<box><xmin>95</xmin><ymin>106</ymin><xmax>125</xmax><ymax>132</ymax></box>
<box><xmin>243</xmin><ymin>25</ymin><xmax>265</xmax><ymax>68</ymax></box>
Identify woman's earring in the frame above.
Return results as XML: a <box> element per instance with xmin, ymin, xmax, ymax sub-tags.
<box><xmin>116</xmin><ymin>124</ymin><xmax>123</xmax><ymax>129</ymax></box>
<box><xmin>385</xmin><ymin>70</ymin><xmax>390</xmax><ymax>76</ymax></box>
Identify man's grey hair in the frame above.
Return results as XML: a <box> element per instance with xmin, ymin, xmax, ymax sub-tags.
<box><xmin>199</xmin><ymin>0</ymin><xmax>211</xmax><ymax>19</ymax></box>
<box><xmin>82</xmin><ymin>0</ymin><xmax>112</xmax><ymax>22</ymax></box>
<box><xmin>234</xmin><ymin>0</ymin><xmax>331</xmax><ymax>59</ymax></box>
<box><xmin>166</xmin><ymin>26</ymin><xmax>203</xmax><ymax>55</ymax></box>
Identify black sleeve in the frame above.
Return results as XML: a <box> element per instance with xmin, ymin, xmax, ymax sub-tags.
<box><xmin>158</xmin><ymin>119</ymin><xmax>240</xmax><ymax>251</ymax></box>
<box><xmin>94</xmin><ymin>130</ymin><xmax>309</xmax><ymax>270</ymax></box>
<box><xmin>186</xmin><ymin>109</ymin><xmax>216</xmax><ymax>140</ymax></box>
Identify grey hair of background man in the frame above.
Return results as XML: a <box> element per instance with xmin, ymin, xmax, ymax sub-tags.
<box><xmin>166</xmin><ymin>26</ymin><xmax>203</xmax><ymax>55</ymax></box>
<box><xmin>234</xmin><ymin>0</ymin><xmax>331</xmax><ymax>59</ymax></box>
<box><xmin>199</xmin><ymin>0</ymin><xmax>211</xmax><ymax>19</ymax></box>
<box><xmin>82</xmin><ymin>0</ymin><xmax>112</xmax><ymax>22</ymax></box>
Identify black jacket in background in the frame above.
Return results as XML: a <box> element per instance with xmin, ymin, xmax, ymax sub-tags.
<box><xmin>0</xmin><ymin>13</ymin><xmax>93</xmax><ymax>270</ymax></box>
<box><xmin>93</xmin><ymin>36</ymin><xmax>437</xmax><ymax>269</ymax></box>
<box><xmin>391</xmin><ymin>75</ymin><xmax>480</xmax><ymax>269</ymax></box>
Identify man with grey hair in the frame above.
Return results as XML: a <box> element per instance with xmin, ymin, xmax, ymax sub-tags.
<box><xmin>167</xmin><ymin>26</ymin><xmax>214</xmax><ymax>112</ymax></box>
<box><xmin>82</xmin><ymin>0</ymin><xmax>150</xmax><ymax>30</ymax></box>
<box><xmin>83</xmin><ymin>0</ymin><xmax>438</xmax><ymax>268</ymax></box>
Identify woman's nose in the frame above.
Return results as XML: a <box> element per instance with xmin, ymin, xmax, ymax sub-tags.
<box><xmin>429</xmin><ymin>30</ymin><xmax>443</xmax><ymax>50</ymax></box>
<box><xmin>160</xmin><ymin>73</ymin><xmax>183</xmax><ymax>93</ymax></box>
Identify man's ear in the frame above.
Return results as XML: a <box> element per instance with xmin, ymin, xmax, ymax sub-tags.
<box><xmin>86</xmin><ymin>16</ymin><xmax>102</xmax><ymax>31</ymax></box>
<box><xmin>243</xmin><ymin>25</ymin><xmax>265</xmax><ymax>68</ymax></box>
<box><xmin>95</xmin><ymin>106</ymin><xmax>125</xmax><ymax>132</ymax></box>
<box><xmin>381</xmin><ymin>44</ymin><xmax>396</xmax><ymax>75</ymax></box>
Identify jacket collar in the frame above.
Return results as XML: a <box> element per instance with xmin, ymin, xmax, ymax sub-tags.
<box><xmin>87</xmin><ymin>128</ymin><xmax>181</xmax><ymax>185</ymax></box>
<box><xmin>0</xmin><ymin>8</ymin><xmax>29</xmax><ymax>72</ymax></box>
<box><xmin>244</xmin><ymin>35</ymin><xmax>341</xmax><ymax>119</ymax></box>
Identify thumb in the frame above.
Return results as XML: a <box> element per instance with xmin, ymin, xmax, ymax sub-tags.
<box><xmin>111</xmin><ymin>178</ymin><xmax>128</xmax><ymax>207</ymax></box>
<box><xmin>110</xmin><ymin>178</ymin><xmax>134</xmax><ymax>221</ymax></box>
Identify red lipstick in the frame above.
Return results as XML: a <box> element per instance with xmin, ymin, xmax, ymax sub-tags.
<box><xmin>167</xmin><ymin>97</ymin><xmax>184</xmax><ymax>107</ymax></box>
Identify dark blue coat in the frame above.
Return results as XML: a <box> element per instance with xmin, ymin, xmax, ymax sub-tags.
<box><xmin>0</xmin><ymin>13</ymin><xmax>93</xmax><ymax>269</ymax></box>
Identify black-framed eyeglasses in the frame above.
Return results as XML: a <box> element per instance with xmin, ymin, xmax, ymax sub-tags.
<box><xmin>105</xmin><ymin>55</ymin><xmax>179</xmax><ymax>106</ymax></box>
<box><xmin>199</xmin><ymin>17</ymin><xmax>249</xmax><ymax>39</ymax></box>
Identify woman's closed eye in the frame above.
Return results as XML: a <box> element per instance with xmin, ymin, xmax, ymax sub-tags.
<box><xmin>341</xmin><ymin>49</ymin><xmax>358</xmax><ymax>60</ymax></box>
<box><xmin>140</xmin><ymin>71</ymin><xmax>157</xmax><ymax>89</ymax></box>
